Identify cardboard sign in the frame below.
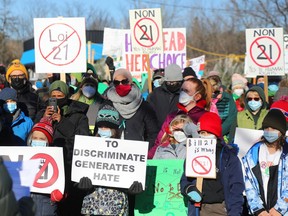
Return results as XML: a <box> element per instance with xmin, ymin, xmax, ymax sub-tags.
<box><xmin>186</xmin><ymin>138</ymin><xmax>216</xmax><ymax>178</ymax></box>
<box><xmin>0</xmin><ymin>147</ymin><xmax>65</xmax><ymax>194</ymax></box>
<box><xmin>129</xmin><ymin>8</ymin><xmax>163</xmax><ymax>54</ymax></box>
<box><xmin>72</xmin><ymin>135</ymin><xmax>149</xmax><ymax>188</ymax></box>
<box><xmin>34</xmin><ymin>17</ymin><xmax>86</xmax><ymax>73</ymax></box>
<box><xmin>245</xmin><ymin>27</ymin><xmax>285</xmax><ymax>76</ymax></box>
<box><xmin>135</xmin><ymin>159</ymin><xmax>187</xmax><ymax>216</ymax></box>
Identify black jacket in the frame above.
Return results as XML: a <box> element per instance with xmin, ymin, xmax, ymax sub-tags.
<box><xmin>147</xmin><ymin>84</ymin><xmax>180</xmax><ymax>128</ymax></box>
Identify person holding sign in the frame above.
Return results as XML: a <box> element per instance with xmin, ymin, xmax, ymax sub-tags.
<box><xmin>78</xmin><ymin>103</ymin><xmax>143</xmax><ymax>215</ymax></box>
<box><xmin>242</xmin><ymin>109</ymin><xmax>288</xmax><ymax>216</ymax></box>
<box><xmin>181</xmin><ymin>112</ymin><xmax>244</xmax><ymax>216</ymax></box>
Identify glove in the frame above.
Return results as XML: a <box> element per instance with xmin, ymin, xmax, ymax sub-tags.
<box><xmin>186</xmin><ymin>185</ymin><xmax>202</xmax><ymax>202</ymax></box>
<box><xmin>183</xmin><ymin>122</ymin><xmax>199</xmax><ymax>138</ymax></box>
<box><xmin>128</xmin><ymin>181</ymin><xmax>144</xmax><ymax>195</ymax></box>
<box><xmin>18</xmin><ymin>196</ymin><xmax>35</xmax><ymax>216</ymax></box>
<box><xmin>50</xmin><ymin>189</ymin><xmax>63</xmax><ymax>202</ymax></box>
<box><xmin>105</xmin><ymin>56</ymin><xmax>115</xmax><ymax>71</ymax></box>
<box><xmin>77</xmin><ymin>177</ymin><xmax>94</xmax><ymax>191</ymax></box>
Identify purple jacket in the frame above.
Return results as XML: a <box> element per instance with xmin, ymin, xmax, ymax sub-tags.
<box><xmin>148</xmin><ymin>105</ymin><xmax>207</xmax><ymax>159</ymax></box>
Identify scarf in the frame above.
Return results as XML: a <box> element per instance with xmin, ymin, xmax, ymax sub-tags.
<box><xmin>107</xmin><ymin>85</ymin><xmax>143</xmax><ymax>119</ymax></box>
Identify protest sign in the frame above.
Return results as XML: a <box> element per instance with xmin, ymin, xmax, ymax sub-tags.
<box><xmin>284</xmin><ymin>34</ymin><xmax>288</xmax><ymax>74</ymax></box>
<box><xmin>0</xmin><ymin>147</ymin><xmax>65</xmax><ymax>194</ymax></box>
<box><xmin>135</xmin><ymin>159</ymin><xmax>187</xmax><ymax>216</ymax></box>
<box><xmin>34</xmin><ymin>17</ymin><xmax>86</xmax><ymax>73</ymax></box>
<box><xmin>186</xmin><ymin>138</ymin><xmax>216</xmax><ymax>178</ymax></box>
<box><xmin>245</xmin><ymin>27</ymin><xmax>284</xmax><ymax>76</ymax></box>
<box><xmin>188</xmin><ymin>55</ymin><xmax>205</xmax><ymax>78</ymax></box>
<box><xmin>72</xmin><ymin>135</ymin><xmax>149</xmax><ymax>188</ymax></box>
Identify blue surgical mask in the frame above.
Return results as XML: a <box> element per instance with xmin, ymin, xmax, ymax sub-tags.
<box><xmin>200</xmin><ymin>134</ymin><xmax>217</xmax><ymax>139</ymax></box>
<box><xmin>248</xmin><ymin>100</ymin><xmax>262</xmax><ymax>111</ymax></box>
<box><xmin>31</xmin><ymin>140</ymin><xmax>47</xmax><ymax>147</ymax></box>
<box><xmin>98</xmin><ymin>128</ymin><xmax>112</xmax><ymax>138</ymax></box>
<box><xmin>82</xmin><ymin>86</ymin><xmax>96</xmax><ymax>98</ymax></box>
<box><xmin>268</xmin><ymin>84</ymin><xmax>279</xmax><ymax>92</ymax></box>
<box><xmin>4</xmin><ymin>102</ymin><xmax>17</xmax><ymax>113</ymax></box>
<box><xmin>263</xmin><ymin>130</ymin><xmax>280</xmax><ymax>143</ymax></box>
<box><xmin>153</xmin><ymin>79</ymin><xmax>161</xmax><ymax>88</ymax></box>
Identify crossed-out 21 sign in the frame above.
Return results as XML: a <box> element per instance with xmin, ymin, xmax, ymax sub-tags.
<box><xmin>186</xmin><ymin>138</ymin><xmax>216</xmax><ymax>178</ymax></box>
<box><xmin>34</xmin><ymin>17</ymin><xmax>86</xmax><ymax>73</ymax></box>
<box><xmin>129</xmin><ymin>8</ymin><xmax>163</xmax><ymax>54</ymax></box>
<box><xmin>245</xmin><ymin>27</ymin><xmax>284</xmax><ymax>76</ymax></box>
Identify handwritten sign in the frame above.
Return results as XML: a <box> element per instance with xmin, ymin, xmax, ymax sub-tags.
<box><xmin>186</xmin><ymin>138</ymin><xmax>216</xmax><ymax>178</ymax></box>
<box><xmin>135</xmin><ymin>159</ymin><xmax>187</xmax><ymax>216</ymax></box>
<box><xmin>72</xmin><ymin>135</ymin><xmax>148</xmax><ymax>188</ymax></box>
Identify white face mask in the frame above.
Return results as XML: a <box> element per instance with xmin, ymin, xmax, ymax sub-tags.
<box><xmin>199</xmin><ymin>134</ymin><xmax>217</xmax><ymax>139</ymax></box>
<box><xmin>233</xmin><ymin>89</ymin><xmax>244</xmax><ymax>97</ymax></box>
<box><xmin>179</xmin><ymin>91</ymin><xmax>197</xmax><ymax>106</ymax></box>
<box><xmin>173</xmin><ymin>131</ymin><xmax>187</xmax><ymax>143</ymax></box>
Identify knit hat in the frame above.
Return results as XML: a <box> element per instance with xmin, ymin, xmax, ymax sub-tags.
<box><xmin>164</xmin><ymin>64</ymin><xmax>183</xmax><ymax>81</ymax></box>
<box><xmin>49</xmin><ymin>80</ymin><xmax>69</xmax><ymax>96</ymax></box>
<box><xmin>31</xmin><ymin>117</ymin><xmax>54</xmax><ymax>144</ymax></box>
<box><xmin>82</xmin><ymin>63</ymin><xmax>98</xmax><ymax>80</ymax></box>
<box><xmin>207</xmin><ymin>71</ymin><xmax>220</xmax><ymax>77</ymax></box>
<box><xmin>197</xmin><ymin>112</ymin><xmax>222</xmax><ymax>138</ymax></box>
<box><xmin>113</xmin><ymin>68</ymin><xmax>132</xmax><ymax>83</ymax></box>
<box><xmin>231</xmin><ymin>73</ymin><xmax>248</xmax><ymax>90</ymax></box>
<box><xmin>96</xmin><ymin>104</ymin><xmax>120</xmax><ymax>129</ymax></box>
<box><xmin>183</xmin><ymin>67</ymin><xmax>197</xmax><ymax>78</ymax></box>
<box><xmin>0</xmin><ymin>87</ymin><xmax>17</xmax><ymax>101</ymax></box>
<box><xmin>271</xmin><ymin>99</ymin><xmax>288</xmax><ymax>122</ymax></box>
<box><xmin>6</xmin><ymin>59</ymin><xmax>28</xmax><ymax>81</ymax></box>
<box><xmin>262</xmin><ymin>109</ymin><xmax>287</xmax><ymax>135</ymax></box>
<box><xmin>80</xmin><ymin>77</ymin><xmax>98</xmax><ymax>88</ymax></box>
<box><xmin>153</xmin><ymin>68</ymin><xmax>164</xmax><ymax>80</ymax></box>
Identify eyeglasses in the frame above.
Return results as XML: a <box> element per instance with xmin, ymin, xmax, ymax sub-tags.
<box><xmin>10</xmin><ymin>74</ymin><xmax>26</xmax><ymax>79</ymax></box>
<box><xmin>247</xmin><ymin>97</ymin><xmax>260</xmax><ymax>101</ymax></box>
<box><xmin>113</xmin><ymin>79</ymin><xmax>129</xmax><ymax>86</ymax></box>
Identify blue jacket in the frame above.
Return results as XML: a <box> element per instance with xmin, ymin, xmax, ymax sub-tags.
<box><xmin>180</xmin><ymin>141</ymin><xmax>244</xmax><ymax>216</ymax></box>
<box><xmin>242</xmin><ymin>141</ymin><xmax>288</xmax><ymax>215</ymax></box>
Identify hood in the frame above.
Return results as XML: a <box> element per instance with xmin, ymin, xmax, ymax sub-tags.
<box><xmin>244</xmin><ymin>85</ymin><xmax>267</xmax><ymax>112</ymax></box>
<box><xmin>66</xmin><ymin>99</ymin><xmax>89</xmax><ymax>115</ymax></box>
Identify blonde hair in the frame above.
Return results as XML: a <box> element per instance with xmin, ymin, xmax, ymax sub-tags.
<box><xmin>70</xmin><ymin>89</ymin><xmax>82</xmax><ymax>101</ymax></box>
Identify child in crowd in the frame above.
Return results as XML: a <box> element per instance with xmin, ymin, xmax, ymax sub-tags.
<box><xmin>180</xmin><ymin>112</ymin><xmax>244</xmax><ymax>216</ymax></box>
<box><xmin>153</xmin><ymin>114</ymin><xmax>193</xmax><ymax>159</ymax></box>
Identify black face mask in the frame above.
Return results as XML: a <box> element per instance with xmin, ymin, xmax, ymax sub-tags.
<box><xmin>165</xmin><ymin>82</ymin><xmax>182</xmax><ymax>93</ymax></box>
<box><xmin>11</xmin><ymin>78</ymin><xmax>27</xmax><ymax>90</ymax></box>
<box><xmin>57</xmin><ymin>97</ymin><xmax>68</xmax><ymax>108</ymax></box>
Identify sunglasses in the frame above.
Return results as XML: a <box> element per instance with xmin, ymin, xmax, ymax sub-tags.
<box><xmin>247</xmin><ymin>97</ymin><xmax>260</xmax><ymax>101</ymax></box>
<box><xmin>113</xmin><ymin>79</ymin><xmax>129</xmax><ymax>86</ymax></box>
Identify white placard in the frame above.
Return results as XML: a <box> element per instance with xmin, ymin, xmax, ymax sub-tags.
<box><xmin>245</xmin><ymin>27</ymin><xmax>284</xmax><ymax>76</ymax></box>
<box><xmin>186</xmin><ymin>138</ymin><xmax>216</xmax><ymax>178</ymax></box>
<box><xmin>34</xmin><ymin>17</ymin><xmax>86</xmax><ymax>73</ymax></box>
<box><xmin>102</xmin><ymin>27</ymin><xmax>127</xmax><ymax>57</ymax></box>
<box><xmin>129</xmin><ymin>8</ymin><xmax>163</xmax><ymax>54</ymax></box>
<box><xmin>188</xmin><ymin>55</ymin><xmax>205</xmax><ymax>78</ymax></box>
<box><xmin>72</xmin><ymin>135</ymin><xmax>149</xmax><ymax>188</ymax></box>
<box><xmin>0</xmin><ymin>147</ymin><xmax>65</xmax><ymax>194</ymax></box>
<box><xmin>284</xmin><ymin>34</ymin><xmax>288</xmax><ymax>74</ymax></box>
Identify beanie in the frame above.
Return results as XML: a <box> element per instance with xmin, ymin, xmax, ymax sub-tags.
<box><xmin>152</xmin><ymin>68</ymin><xmax>164</xmax><ymax>80</ymax></box>
<box><xmin>197</xmin><ymin>112</ymin><xmax>222</xmax><ymax>138</ymax></box>
<box><xmin>80</xmin><ymin>77</ymin><xmax>98</xmax><ymax>88</ymax></box>
<box><xmin>207</xmin><ymin>71</ymin><xmax>220</xmax><ymax>77</ymax></box>
<box><xmin>262</xmin><ymin>109</ymin><xmax>287</xmax><ymax>135</ymax></box>
<box><xmin>82</xmin><ymin>63</ymin><xmax>98</xmax><ymax>80</ymax></box>
<box><xmin>0</xmin><ymin>87</ymin><xmax>17</xmax><ymax>101</ymax></box>
<box><xmin>271</xmin><ymin>99</ymin><xmax>288</xmax><ymax>123</ymax></box>
<box><xmin>6</xmin><ymin>59</ymin><xmax>28</xmax><ymax>81</ymax></box>
<box><xmin>164</xmin><ymin>64</ymin><xmax>183</xmax><ymax>81</ymax></box>
<box><xmin>182</xmin><ymin>67</ymin><xmax>197</xmax><ymax>79</ymax></box>
<box><xmin>113</xmin><ymin>68</ymin><xmax>132</xmax><ymax>83</ymax></box>
<box><xmin>96</xmin><ymin>104</ymin><xmax>120</xmax><ymax>129</ymax></box>
<box><xmin>231</xmin><ymin>73</ymin><xmax>247</xmax><ymax>90</ymax></box>
<box><xmin>49</xmin><ymin>80</ymin><xmax>69</xmax><ymax>96</ymax></box>
<box><xmin>31</xmin><ymin>117</ymin><xmax>54</xmax><ymax>144</ymax></box>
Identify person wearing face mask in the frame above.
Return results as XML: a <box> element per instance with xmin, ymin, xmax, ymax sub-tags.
<box><xmin>231</xmin><ymin>73</ymin><xmax>248</xmax><ymax>112</ymax></box>
<box><xmin>147</xmin><ymin>63</ymin><xmax>183</xmax><ymax>128</ymax></box>
<box><xmin>151</xmin><ymin>68</ymin><xmax>165</xmax><ymax>90</ymax></box>
<box><xmin>242</xmin><ymin>109</ymin><xmax>288</xmax><ymax>216</ymax></box>
<box><xmin>181</xmin><ymin>112</ymin><xmax>244</xmax><ymax>216</ymax></box>
<box><xmin>229</xmin><ymin>86</ymin><xmax>268</xmax><ymax>144</ymax></box>
<box><xmin>0</xmin><ymin>87</ymin><xmax>33</xmax><ymax>146</ymax></box>
<box><xmin>6</xmin><ymin>59</ymin><xmax>42</xmax><ymax>121</ymax></box>
<box><xmin>153</xmin><ymin>114</ymin><xmax>192</xmax><ymax>159</ymax></box>
<box><xmin>36</xmin><ymin>80</ymin><xmax>90</xmax><ymax>216</ymax></box>
<box><xmin>70</xmin><ymin>77</ymin><xmax>105</xmax><ymax>134</ymax></box>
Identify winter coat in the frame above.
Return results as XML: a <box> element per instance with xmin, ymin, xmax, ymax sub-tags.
<box><xmin>242</xmin><ymin>141</ymin><xmax>288</xmax><ymax>215</ymax></box>
<box><xmin>148</xmin><ymin>104</ymin><xmax>207</xmax><ymax>159</ymax></box>
<box><xmin>153</xmin><ymin>141</ymin><xmax>186</xmax><ymax>159</ymax></box>
<box><xmin>180</xmin><ymin>141</ymin><xmax>244</xmax><ymax>216</ymax></box>
<box><xmin>147</xmin><ymin>84</ymin><xmax>180</xmax><ymax>128</ymax></box>
<box><xmin>0</xmin><ymin>157</ymin><xmax>20</xmax><ymax>216</ymax></box>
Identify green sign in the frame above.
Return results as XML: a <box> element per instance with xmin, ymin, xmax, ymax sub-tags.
<box><xmin>135</xmin><ymin>159</ymin><xmax>188</xmax><ymax>216</ymax></box>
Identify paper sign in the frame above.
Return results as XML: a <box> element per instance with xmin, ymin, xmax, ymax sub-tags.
<box><xmin>188</xmin><ymin>55</ymin><xmax>205</xmax><ymax>78</ymax></box>
<box><xmin>186</xmin><ymin>138</ymin><xmax>216</xmax><ymax>178</ymax></box>
<box><xmin>72</xmin><ymin>135</ymin><xmax>149</xmax><ymax>188</ymax></box>
<box><xmin>34</xmin><ymin>17</ymin><xmax>86</xmax><ymax>73</ymax></box>
<box><xmin>284</xmin><ymin>34</ymin><xmax>288</xmax><ymax>74</ymax></box>
<box><xmin>0</xmin><ymin>147</ymin><xmax>65</xmax><ymax>194</ymax></box>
